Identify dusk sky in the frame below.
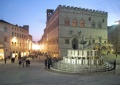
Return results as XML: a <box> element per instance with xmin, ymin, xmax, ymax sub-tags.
<box><xmin>0</xmin><ymin>0</ymin><xmax>120</xmax><ymax>42</ymax></box>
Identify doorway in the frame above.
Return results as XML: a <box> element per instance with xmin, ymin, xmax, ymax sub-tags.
<box><xmin>72</xmin><ymin>38</ymin><xmax>78</xmax><ymax>50</ymax></box>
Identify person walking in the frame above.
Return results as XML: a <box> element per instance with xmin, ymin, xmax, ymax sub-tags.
<box><xmin>4</xmin><ymin>57</ymin><xmax>7</xmax><ymax>64</ymax></box>
<box><xmin>26</xmin><ymin>59</ymin><xmax>30</xmax><ymax>67</ymax></box>
<box><xmin>19</xmin><ymin>59</ymin><xmax>22</xmax><ymax>68</ymax></box>
<box><xmin>44</xmin><ymin>58</ymin><xmax>47</xmax><ymax>67</ymax></box>
<box><xmin>21</xmin><ymin>57</ymin><xmax>25</xmax><ymax>68</ymax></box>
<box><xmin>47</xmin><ymin>57</ymin><xmax>51</xmax><ymax>69</ymax></box>
<box><xmin>113</xmin><ymin>60</ymin><xmax>116</xmax><ymax>70</ymax></box>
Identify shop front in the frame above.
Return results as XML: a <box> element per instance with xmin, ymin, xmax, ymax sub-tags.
<box><xmin>0</xmin><ymin>49</ymin><xmax>4</xmax><ymax>60</ymax></box>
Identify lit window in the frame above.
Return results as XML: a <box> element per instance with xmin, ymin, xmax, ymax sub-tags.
<box><xmin>12</xmin><ymin>42</ymin><xmax>14</xmax><ymax>46</ymax></box>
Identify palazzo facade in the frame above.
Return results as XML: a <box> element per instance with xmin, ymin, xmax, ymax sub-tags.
<box><xmin>39</xmin><ymin>5</ymin><xmax>111</xmax><ymax>59</ymax></box>
<box><xmin>0</xmin><ymin>20</ymin><xmax>32</xmax><ymax>60</ymax></box>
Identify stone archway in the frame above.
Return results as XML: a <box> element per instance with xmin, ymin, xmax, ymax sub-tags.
<box><xmin>72</xmin><ymin>38</ymin><xmax>78</xmax><ymax>50</ymax></box>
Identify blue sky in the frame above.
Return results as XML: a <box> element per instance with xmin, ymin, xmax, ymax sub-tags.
<box><xmin>0</xmin><ymin>0</ymin><xmax>120</xmax><ymax>41</ymax></box>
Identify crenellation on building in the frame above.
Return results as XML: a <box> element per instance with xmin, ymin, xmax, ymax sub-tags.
<box><xmin>39</xmin><ymin>5</ymin><xmax>112</xmax><ymax>59</ymax></box>
<box><xmin>56</xmin><ymin>5</ymin><xmax>107</xmax><ymax>16</ymax></box>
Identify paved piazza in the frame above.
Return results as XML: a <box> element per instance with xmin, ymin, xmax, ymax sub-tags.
<box><xmin>0</xmin><ymin>55</ymin><xmax>120</xmax><ymax>85</ymax></box>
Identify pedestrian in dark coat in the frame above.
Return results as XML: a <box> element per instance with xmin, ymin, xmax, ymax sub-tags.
<box><xmin>44</xmin><ymin>59</ymin><xmax>47</xmax><ymax>67</ymax></box>
<box><xmin>19</xmin><ymin>60</ymin><xmax>22</xmax><ymax>68</ymax></box>
<box><xmin>47</xmin><ymin>58</ymin><xmax>51</xmax><ymax>69</ymax></box>
<box><xmin>4</xmin><ymin>57</ymin><xmax>7</xmax><ymax>64</ymax></box>
<box><xmin>26</xmin><ymin>60</ymin><xmax>30</xmax><ymax>67</ymax></box>
<box><xmin>113</xmin><ymin>60</ymin><xmax>116</xmax><ymax>70</ymax></box>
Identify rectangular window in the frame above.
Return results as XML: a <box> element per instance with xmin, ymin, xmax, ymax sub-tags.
<box><xmin>80</xmin><ymin>23</ymin><xmax>85</xmax><ymax>28</ymax></box>
<box><xmin>65</xmin><ymin>39</ymin><xmax>69</xmax><ymax>44</ymax></box>
<box><xmin>92</xmin><ymin>40</ymin><xmax>95</xmax><ymax>43</ymax></box>
<box><xmin>4</xmin><ymin>36</ymin><xmax>7</xmax><ymax>42</ymax></box>
<box><xmin>12</xmin><ymin>32</ymin><xmax>14</xmax><ymax>36</ymax></box>
<box><xmin>88</xmin><ymin>17</ymin><xmax>91</xmax><ymax>21</ymax></box>
<box><xmin>91</xmin><ymin>51</ymin><xmax>93</xmax><ymax>56</ymax></box>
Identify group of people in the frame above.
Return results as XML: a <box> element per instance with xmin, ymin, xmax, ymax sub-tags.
<box><xmin>3</xmin><ymin>56</ymin><xmax>30</xmax><ymax>68</ymax></box>
<box><xmin>44</xmin><ymin>56</ymin><xmax>58</xmax><ymax>69</ymax></box>
<box><xmin>18</xmin><ymin>57</ymin><xmax>30</xmax><ymax>68</ymax></box>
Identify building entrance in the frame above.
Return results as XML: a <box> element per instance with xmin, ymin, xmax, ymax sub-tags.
<box><xmin>72</xmin><ymin>38</ymin><xmax>78</xmax><ymax>50</ymax></box>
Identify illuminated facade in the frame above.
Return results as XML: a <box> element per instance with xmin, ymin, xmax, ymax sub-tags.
<box><xmin>40</xmin><ymin>5</ymin><xmax>112</xmax><ymax>59</ymax></box>
<box><xmin>0</xmin><ymin>20</ymin><xmax>32</xmax><ymax>60</ymax></box>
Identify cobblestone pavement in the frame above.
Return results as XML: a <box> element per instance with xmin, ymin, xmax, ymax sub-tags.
<box><xmin>0</xmin><ymin>55</ymin><xmax>120</xmax><ymax>85</ymax></box>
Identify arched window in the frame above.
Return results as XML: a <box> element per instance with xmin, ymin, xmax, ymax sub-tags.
<box><xmin>88</xmin><ymin>17</ymin><xmax>91</xmax><ymax>21</ymax></box>
<box><xmin>72</xmin><ymin>19</ymin><xmax>77</xmax><ymax>27</ymax></box>
<box><xmin>102</xmin><ymin>19</ymin><xmax>104</xmax><ymax>23</ymax></box>
<box><xmin>64</xmin><ymin>17</ymin><xmax>70</xmax><ymax>26</ymax></box>
<box><xmin>80</xmin><ymin>19</ymin><xmax>85</xmax><ymax>28</ymax></box>
<box><xmin>4</xmin><ymin>26</ymin><xmax>7</xmax><ymax>32</ymax></box>
<box><xmin>98</xmin><ymin>22</ymin><xmax>102</xmax><ymax>28</ymax></box>
<box><xmin>91</xmin><ymin>21</ymin><xmax>95</xmax><ymax>28</ymax></box>
<box><xmin>64</xmin><ymin>19</ymin><xmax>70</xmax><ymax>26</ymax></box>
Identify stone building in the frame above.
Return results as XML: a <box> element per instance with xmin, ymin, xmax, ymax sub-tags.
<box><xmin>0</xmin><ymin>20</ymin><xmax>32</xmax><ymax>60</ymax></box>
<box><xmin>39</xmin><ymin>5</ymin><xmax>111</xmax><ymax>59</ymax></box>
<box><xmin>108</xmin><ymin>20</ymin><xmax>120</xmax><ymax>53</ymax></box>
